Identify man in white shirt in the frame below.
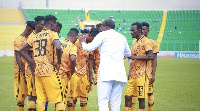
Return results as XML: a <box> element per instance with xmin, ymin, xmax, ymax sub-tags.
<box><xmin>79</xmin><ymin>19</ymin><xmax>131</xmax><ymax>111</ymax></box>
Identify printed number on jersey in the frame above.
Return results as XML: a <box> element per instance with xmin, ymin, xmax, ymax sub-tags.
<box><xmin>34</xmin><ymin>39</ymin><xmax>47</xmax><ymax>57</ymax></box>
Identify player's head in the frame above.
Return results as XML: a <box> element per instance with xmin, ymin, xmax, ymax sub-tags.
<box><xmin>96</xmin><ymin>23</ymin><xmax>102</xmax><ymax>32</ymax></box>
<box><xmin>130</xmin><ymin>22</ymin><xmax>142</xmax><ymax>38</ymax></box>
<box><xmin>34</xmin><ymin>16</ymin><xmax>45</xmax><ymax>33</ymax></box>
<box><xmin>44</xmin><ymin>14</ymin><xmax>57</xmax><ymax>31</ymax></box>
<box><xmin>81</xmin><ymin>29</ymin><xmax>89</xmax><ymax>35</ymax></box>
<box><xmin>67</xmin><ymin>28</ymin><xmax>79</xmax><ymax>44</ymax></box>
<box><xmin>101</xmin><ymin>19</ymin><xmax>115</xmax><ymax>31</ymax></box>
<box><xmin>25</xmin><ymin>21</ymin><xmax>35</xmax><ymax>36</ymax></box>
<box><xmin>86</xmin><ymin>28</ymin><xmax>99</xmax><ymax>43</ymax></box>
<box><xmin>141</xmin><ymin>22</ymin><xmax>149</xmax><ymax>37</ymax></box>
<box><xmin>55</xmin><ymin>22</ymin><xmax>62</xmax><ymax>34</ymax></box>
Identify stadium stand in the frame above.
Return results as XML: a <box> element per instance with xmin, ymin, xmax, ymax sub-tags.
<box><xmin>160</xmin><ymin>10</ymin><xmax>200</xmax><ymax>51</ymax></box>
<box><xmin>22</xmin><ymin>9</ymin><xmax>85</xmax><ymax>38</ymax></box>
<box><xmin>0</xmin><ymin>9</ymin><xmax>25</xmax><ymax>50</ymax></box>
<box><xmin>21</xmin><ymin>9</ymin><xmax>163</xmax><ymax>46</ymax></box>
<box><xmin>1</xmin><ymin>8</ymin><xmax>199</xmax><ymax>52</ymax></box>
<box><xmin>88</xmin><ymin>10</ymin><xmax>163</xmax><ymax>46</ymax></box>
<box><xmin>0</xmin><ymin>8</ymin><xmax>24</xmax><ymax>24</ymax></box>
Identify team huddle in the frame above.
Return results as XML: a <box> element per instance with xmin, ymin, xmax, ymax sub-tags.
<box><xmin>14</xmin><ymin>14</ymin><xmax>158</xmax><ymax>111</ymax></box>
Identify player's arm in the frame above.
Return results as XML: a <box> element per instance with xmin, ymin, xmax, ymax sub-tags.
<box><xmin>15</xmin><ymin>51</ymin><xmax>25</xmax><ymax>75</ymax></box>
<box><xmin>27</xmin><ymin>50</ymin><xmax>35</xmax><ymax>75</ymax></box>
<box><xmin>150</xmin><ymin>53</ymin><xmax>157</xmax><ymax>84</ymax></box>
<box><xmin>128</xmin><ymin>63</ymin><xmax>132</xmax><ymax>80</ymax></box>
<box><xmin>124</xmin><ymin>39</ymin><xmax>132</xmax><ymax>57</ymax></box>
<box><xmin>80</xmin><ymin>33</ymin><xmax>103</xmax><ymax>52</ymax></box>
<box><xmin>89</xmin><ymin>54</ymin><xmax>94</xmax><ymax>84</ymax></box>
<box><xmin>70</xmin><ymin>55</ymin><xmax>76</xmax><ymax>77</ymax></box>
<box><xmin>20</xmin><ymin>43</ymin><xmax>35</xmax><ymax>84</ymax></box>
<box><xmin>53</xmin><ymin>39</ymin><xmax>62</xmax><ymax>71</ymax></box>
<box><xmin>129</xmin><ymin>50</ymin><xmax>154</xmax><ymax>61</ymax></box>
<box><xmin>20</xmin><ymin>43</ymin><xmax>35</xmax><ymax>67</ymax></box>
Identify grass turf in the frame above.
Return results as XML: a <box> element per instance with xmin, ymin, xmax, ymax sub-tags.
<box><xmin>0</xmin><ymin>57</ymin><xmax>199</xmax><ymax>111</ymax></box>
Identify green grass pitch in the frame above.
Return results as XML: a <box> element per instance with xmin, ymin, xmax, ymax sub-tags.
<box><xmin>0</xmin><ymin>57</ymin><xmax>200</xmax><ymax>111</ymax></box>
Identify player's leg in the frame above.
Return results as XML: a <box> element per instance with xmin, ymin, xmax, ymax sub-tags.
<box><xmin>136</xmin><ymin>75</ymin><xmax>147</xmax><ymax>111</ymax></box>
<box><xmin>146</xmin><ymin>77</ymin><xmax>154</xmax><ymax>111</ymax></box>
<box><xmin>131</xmin><ymin>97</ymin><xmax>137</xmax><ymax>111</ymax></box>
<box><xmin>97</xmin><ymin>80</ymin><xmax>112</xmax><ymax>111</ymax></box>
<box><xmin>79</xmin><ymin>75</ymin><xmax>89</xmax><ymax>111</ymax></box>
<box><xmin>26</xmin><ymin>75</ymin><xmax>37</xmax><ymax>111</ymax></box>
<box><xmin>16</xmin><ymin>73</ymin><xmax>28</xmax><ymax>111</ymax></box>
<box><xmin>94</xmin><ymin>72</ymin><xmax>98</xmax><ymax>85</ymax></box>
<box><xmin>43</xmin><ymin>72</ymin><xmax>65</xmax><ymax>111</ymax></box>
<box><xmin>45</xmin><ymin>102</ymin><xmax>48</xmax><ymax>111</ymax></box>
<box><xmin>148</xmin><ymin>93</ymin><xmax>154</xmax><ymax>111</ymax></box>
<box><xmin>35</xmin><ymin>76</ymin><xmax>47</xmax><ymax>111</ymax></box>
<box><xmin>109</xmin><ymin>81</ymin><xmax>123</xmax><ymax>111</ymax></box>
<box><xmin>80</xmin><ymin>97</ymin><xmax>88</xmax><ymax>111</ymax></box>
<box><xmin>67</xmin><ymin>73</ymin><xmax>78</xmax><ymax>111</ymax></box>
<box><xmin>124</xmin><ymin>78</ymin><xmax>135</xmax><ymax>111</ymax></box>
<box><xmin>148</xmin><ymin>84</ymin><xmax>154</xmax><ymax>111</ymax></box>
<box><xmin>60</xmin><ymin>74</ymin><xmax>68</xmax><ymax>105</ymax></box>
<box><xmin>27</xmin><ymin>96</ymin><xmax>37</xmax><ymax>111</ymax></box>
<box><xmin>138</xmin><ymin>98</ymin><xmax>145</xmax><ymax>111</ymax></box>
<box><xmin>14</xmin><ymin>77</ymin><xmax>24</xmax><ymax>111</ymax></box>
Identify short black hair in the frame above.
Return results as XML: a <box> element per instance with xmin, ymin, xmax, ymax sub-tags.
<box><xmin>56</xmin><ymin>22</ymin><xmax>62</xmax><ymax>29</ymax></box>
<box><xmin>26</xmin><ymin>21</ymin><xmax>35</xmax><ymax>29</ymax></box>
<box><xmin>68</xmin><ymin>28</ymin><xmax>79</xmax><ymax>37</ymax></box>
<box><xmin>141</xmin><ymin>22</ymin><xmax>149</xmax><ymax>29</ymax></box>
<box><xmin>89</xmin><ymin>28</ymin><xmax>99</xmax><ymax>37</ymax></box>
<box><xmin>34</xmin><ymin>16</ymin><xmax>44</xmax><ymax>23</ymax></box>
<box><xmin>44</xmin><ymin>14</ymin><xmax>57</xmax><ymax>24</ymax></box>
<box><xmin>131</xmin><ymin>22</ymin><xmax>142</xmax><ymax>33</ymax></box>
<box><xmin>96</xmin><ymin>23</ymin><xmax>102</xmax><ymax>30</ymax></box>
<box><xmin>81</xmin><ymin>29</ymin><xmax>89</xmax><ymax>34</ymax></box>
<box><xmin>102</xmin><ymin>19</ymin><xmax>115</xmax><ymax>29</ymax></box>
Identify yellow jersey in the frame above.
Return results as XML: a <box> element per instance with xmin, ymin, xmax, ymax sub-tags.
<box><xmin>14</xmin><ymin>34</ymin><xmax>28</xmax><ymax>77</ymax></box>
<box><xmin>59</xmin><ymin>39</ymin><xmax>77</xmax><ymax>76</ymax></box>
<box><xmin>130</xmin><ymin>36</ymin><xmax>153</xmax><ymax>79</ymax></box>
<box><xmin>146</xmin><ymin>37</ymin><xmax>159</xmax><ymax>78</ymax></box>
<box><xmin>25</xmin><ymin>31</ymin><xmax>36</xmax><ymax>77</ymax></box>
<box><xmin>27</xmin><ymin>28</ymin><xmax>59</xmax><ymax>76</ymax></box>
<box><xmin>93</xmin><ymin>48</ymin><xmax>100</xmax><ymax>74</ymax></box>
<box><xmin>75</xmin><ymin>39</ymin><xmax>90</xmax><ymax>77</ymax></box>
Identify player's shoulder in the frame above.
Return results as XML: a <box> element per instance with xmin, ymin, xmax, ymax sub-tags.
<box><xmin>74</xmin><ymin>39</ymin><xmax>81</xmax><ymax>46</ymax></box>
<box><xmin>28</xmin><ymin>32</ymin><xmax>36</xmax><ymax>38</ymax></box>
<box><xmin>14</xmin><ymin>34</ymin><xmax>24</xmax><ymax>42</ymax></box>
<box><xmin>142</xmin><ymin>36</ymin><xmax>152</xmax><ymax>43</ymax></box>
<box><xmin>62</xmin><ymin>40</ymin><xmax>75</xmax><ymax>46</ymax></box>
<box><xmin>132</xmin><ymin>39</ymin><xmax>137</xmax><ymax>43</ymax></box>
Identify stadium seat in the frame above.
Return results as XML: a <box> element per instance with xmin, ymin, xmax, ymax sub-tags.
<box><xmin>161</xmin><ymin>10</ymin><xmax>200</xmax><ymax>51</ymax></box>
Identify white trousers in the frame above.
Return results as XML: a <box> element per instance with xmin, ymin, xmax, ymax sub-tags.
<box><xmin>97</xmin><ymin>80</ymin><xmax>123</xmax><ymax>111</ymax></box>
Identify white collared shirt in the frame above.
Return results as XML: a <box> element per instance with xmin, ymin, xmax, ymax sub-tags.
<box><xmin>81</xmin><ymin>29</ymin><xmax>131</xmax><ymax>83</ymax></box>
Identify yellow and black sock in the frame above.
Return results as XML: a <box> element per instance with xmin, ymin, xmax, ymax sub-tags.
<box><xmin>17</xmin><ymin>101</ymin><xmax>24</xmax><ymax>111</ymax></box>
<box><xmin>38</xmin><ymin>102</ymin><xmax>46</xmax><ymax>111</ymax></box>
<box><xmin>80</xmin><ymin>97</ymin><xmax>87</xmax><ymax>111</ymax></box>
<box><xmin>56</xmin><ymin>101</ymin><xmax>65</xmax><ymax>111</ymax></box>
<box><xmin>124</xmin><ymin>107</ymin><xmax>132</xmax><ymax>111</ymax></box>
<box><xmin>131</xmin><ymin>97</ymin><xmax>137</xmax><ymax>111</ymax></box>
<box><xmin>148</xmin><ymin>94</ymin><xmax>154</xmax><ymax>111</ymax></box>
<box><xmin>27</xmin><ymin>100</ymin><xmax>36</xmax><ymax>111</ymax></box>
